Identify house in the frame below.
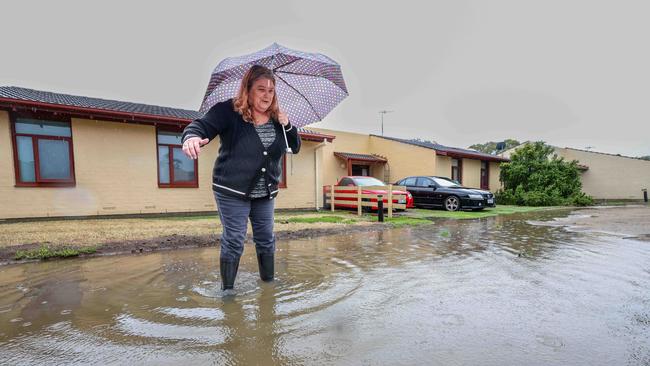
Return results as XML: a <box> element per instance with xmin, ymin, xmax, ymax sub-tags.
<box><xmin>0</xmin><ymin>86</ymin><xmax>509</xmax><ymax>219</ymax></box>
<box><xmin>0</xmin><ymin>86</ymin><xmax>334</xmax><ymax>219</ymax></box>
<box><xmin>501</xmin><ymin>142</ymin><xmax>650</xmax><ymax>200</ymax></box>
<box><xmin>311</xmin><ymin>129</ymin><xmax>507</xmax><ymax>207</ymax></box>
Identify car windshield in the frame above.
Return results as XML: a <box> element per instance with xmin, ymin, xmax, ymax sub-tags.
<box><xmin>352</xmin><ymin>177</ymin><xmax>385</xmax><ymax>186</ymax></box>
<box><xmin>431</xmin><ymin>177</ymin><xmax>461</xmax><ymax>187</ymax></box>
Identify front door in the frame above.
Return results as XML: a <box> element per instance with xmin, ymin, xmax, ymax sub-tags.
<box><xmin>480</xmin><ymin>161</ymin><xmax>489</xmax><ymax>190</ymax></box>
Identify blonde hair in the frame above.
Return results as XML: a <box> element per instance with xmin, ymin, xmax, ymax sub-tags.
<box><xmin>233</xmin><ymin>65</ymin><xmax>280</xmax><ymax>123</ymax></box>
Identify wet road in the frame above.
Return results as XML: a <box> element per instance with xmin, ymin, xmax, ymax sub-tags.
<box><xmin>1</xmin><ymin>209</ymin><xmax>649</xmax><ymax>365</ymax></box>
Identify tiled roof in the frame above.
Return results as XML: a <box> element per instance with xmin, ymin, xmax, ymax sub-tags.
<box><xmin>0</xmin><ymin>86</ymin><xmax>334</xmax><ymax>140</ymax></box>
<box><xmin>298</xmin><ymin>127</ymin><xmax>336</xmax><ymax>141</ymax></box>
<box><xmin>371</xmin><ymin>135</ymin><xmax>509</xmax><ymax>162</ymax></box>
<box><xmin>334</xmin><ymin>152</ymin><xmax>387</xmax><ymax>162</ymax></box>
<box><xmin>0</xmin><ymin>86</ymin><xmax>199</xmax><ymax>120</ymax></box>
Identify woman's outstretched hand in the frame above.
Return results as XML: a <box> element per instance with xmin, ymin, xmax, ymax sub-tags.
<box><xmin>182</xmin><ymin>137</ymin><xmax>210</xmax><ymax>159</ymax></box>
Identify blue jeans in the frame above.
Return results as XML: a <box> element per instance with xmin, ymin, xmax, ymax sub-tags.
<box><xmin>214</xmin><ymin>191</ymin><xmax>276</xmax><ymax>262</ymax></box>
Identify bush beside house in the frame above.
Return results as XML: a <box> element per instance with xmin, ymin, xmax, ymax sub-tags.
<box><xmin>497</xmin><ymin>142</ymin><xmax>594</xmax><ymax>206</ymax></box>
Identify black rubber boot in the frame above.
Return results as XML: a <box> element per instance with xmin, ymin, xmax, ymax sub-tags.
<box><xmin>256</xmin><ymin>253</ymin><xmax>274</xmax><ymax>282</ymax></box>
<box><xmin>220</xmin><ymin>259</ymin><xmax>240</xmax><ymax>290</ymax></box>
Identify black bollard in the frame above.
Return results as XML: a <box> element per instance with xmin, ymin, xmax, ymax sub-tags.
<box><xmin>377</xmin><ymin>195</ymin><xmax>384</xmax><ymax>222</ymax></box>
<box><xmin>643</xmin><ymin>189</ymin><xmax>648</xmax><ymax>203</ymax></box>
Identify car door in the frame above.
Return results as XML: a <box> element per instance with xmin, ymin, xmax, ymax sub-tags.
<box><xmin>401</xmin><ymin>177</ymin><xmax>422</xmax><ymax>205</ymax></box>
<box><xmin>415</xmin><ymin>177</ymin><xmax>435</xmax><ymax>206</ymax></box>
<box><xmin>429</xmin><ymin>181</ymin><xmax>446</xmax><ymax>207</ymax></box>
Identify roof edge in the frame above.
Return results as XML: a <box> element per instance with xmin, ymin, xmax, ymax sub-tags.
<box><xmin>371</xmin><ymin>134</ymin><xmax>509</xmax><ymax>162</ymax></box>
<box><xmin>0</xmin><ymin>97</ymin><xmax>190</xmax><ymax>124</ymax></box>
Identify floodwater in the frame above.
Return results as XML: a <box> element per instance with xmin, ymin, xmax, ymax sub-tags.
<box><xmin>1</xmin><ymin>209</ymin><xmax>649</xmax><ymax>365</ymax></box>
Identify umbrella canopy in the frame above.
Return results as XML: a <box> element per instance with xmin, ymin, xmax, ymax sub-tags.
<box><xmin>199</xmin><ymin>43</ymin><xmax>348</xmax><ymax>128</ymax></box>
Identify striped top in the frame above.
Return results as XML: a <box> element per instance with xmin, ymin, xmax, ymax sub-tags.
<box><xmin>249</xmin><ymin>122</ymin><xmax>277</xmax><ymax>198</ymax></box>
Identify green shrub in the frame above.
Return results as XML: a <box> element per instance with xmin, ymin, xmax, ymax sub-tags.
<box><xmin>568</xmin><ymin>192</ymin><xmax>595</xmax><ymax>206</ymax></box>
<box><xmin>499</xmin><ymin>142</ymin><xmax>594</xmax><ymax>207</ymax></box>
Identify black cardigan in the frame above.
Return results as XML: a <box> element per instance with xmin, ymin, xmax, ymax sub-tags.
<box><xmin>182</xmin><ymin>99</ymin><xmax>301</xmax><ymax>200</ymax></box>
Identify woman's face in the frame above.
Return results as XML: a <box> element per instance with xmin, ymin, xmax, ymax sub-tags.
<box><xmin>249</xmin><ymin>77</ymin><xmax>275</xmax><ymax>114</ymax></box>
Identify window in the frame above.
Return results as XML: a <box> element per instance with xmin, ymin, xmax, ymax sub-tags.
<box><xmin>352</xmin><ymin>177</ymin><xmax>385</xmax><ymax>186</ymax></box>
<box><xmin>11</xmin><ymin>113</ymin><xmax>75</xmax><ymax>187</ymax></box>
<box><xmin>339</xmin><ymin>178</ymin><xmax>353</xmax><ymax>186</ymax></box>
<box><xmin>157</xmin><ymin>129</ymin><xmax>198</xmax><ymax>188</ymax></box>
<box><xmin>451</xmin><ymin>158</ymin><xmax>462</xmax><ymax>184</ymax></box>
<box><xmin>480</xmin><ymin>161</ymin><xmax>489</xmax><ymax>190</ymax></box>
<box><xmin>432</xmin><ymin>177</ymin><xmax>461</xmax><ymax>187</ymax></box>
<box><xmin>416</xmin><ymin>177</ymin><xmax>433</xmax><ymax>187</ymax></box>
<box><xmin>402</xmin><ymin>177</ymin><xmax>417</xmax><ymax>186</ymax></box>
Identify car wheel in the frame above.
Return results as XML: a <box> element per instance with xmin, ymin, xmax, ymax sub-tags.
<box><xmin>444</xmin><ymin>196</ymin><xmax>460</xmax><ymax>212</ymax></box>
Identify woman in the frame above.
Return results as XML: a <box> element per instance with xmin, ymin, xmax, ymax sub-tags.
<box><xmin>181</xmin><ymin>65</ymin><xmax>301</xmax><ymax>291</ymax></box>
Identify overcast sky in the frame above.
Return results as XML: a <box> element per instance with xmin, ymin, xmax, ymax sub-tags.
<box><xmin>2</xmin><ymin>0</ymin><xmax>649</xmax><ymax>156</ymax></box>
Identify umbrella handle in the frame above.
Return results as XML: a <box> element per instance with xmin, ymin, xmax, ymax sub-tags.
<box><xmin>282</xmin><ymin>125</ymin><xmax>293</xmax><ymax>154</ymax></box>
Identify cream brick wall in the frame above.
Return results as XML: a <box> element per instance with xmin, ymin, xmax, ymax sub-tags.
<box><xmin>435</xmin><ymin>156</ymin><xmax>451</xmax><ymax>177</ymax></box>
<box><xmin>276</xmin><ymin>140</ymin><xmax>321</xmax><ymax>209</ymax></box>
<box><xmin>368</xmin><ymin>136</ymin><xmax>436</xmax><ymax>183</ymax></box>
<box><xmin>501</xmin><ymin>143</ymin><xmax>650</xmax><ymax>199</ymax></box>
<box><xmin>311</xmin><ymin>128</ymin><xmax>372</xmax><ymax>186</ymax></box>
<box><xmin>462</xmin><ymin>159</ymin><xmax>481</xmax><ymax>188</ymax></box>
<box><xmin>489</xmin><ymin>162</ymin><xmax>502</xmax><ymax>192</ymax></box>
<box><xmin>0</xmin><ymin>112</ymin><xmax>321</xmax><ymax>219</ymax></box>
<box><xmin>557</xmin><ymin>147</ymin><xmax>650</xmax><ymax>199</ymax></box>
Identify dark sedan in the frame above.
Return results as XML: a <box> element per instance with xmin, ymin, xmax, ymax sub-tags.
<box><xmin>395</xmin><ymin>176</ymin><xmax>496</xmax><ymax>211</ymax></box>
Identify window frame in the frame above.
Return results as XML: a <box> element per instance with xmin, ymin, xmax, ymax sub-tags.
<box><xmin>10</xmin><ymin>111</ymin><xmax>76</xmax><ymax>188</ymax></box>
<box><xmin>480</xmin><ymin>161</ymin><xmax>489</xmax><ymax>190</ymax></box>
<box><xmin>451</xmin><ymin>158</ymin><xmax>463</xmax><ymax>184</ymax></box>
<box><xmin>156</xmin><ymin>127</ymin><xmax>199</xmax><ymax>188</ymax></box>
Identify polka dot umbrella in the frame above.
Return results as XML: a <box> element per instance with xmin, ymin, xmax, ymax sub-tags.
<box><xmin>199</xmin><ymin>43</ymin><xmax>349</xmax><ymax>152</ymax></box>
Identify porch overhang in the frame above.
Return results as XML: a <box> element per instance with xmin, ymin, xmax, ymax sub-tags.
<box><xmin>334</xmin><ymin>152</ymin><xmax>387</xmax><ymax>176</ymax></box>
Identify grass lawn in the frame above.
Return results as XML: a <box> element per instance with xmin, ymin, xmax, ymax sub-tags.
<box><xmin>0</xmin><ymin>205</ymin><xmax>553</xmax><ymax>257</ymax></box>
<box><xmin>0</xmin><ymin>211</ymin><xmax>371</xmax><ymax>250</ymax></box>
<box><xmin>406</xmin><ymin>205</ymin><xmax>551</xmax><ymax>220</ymax></box>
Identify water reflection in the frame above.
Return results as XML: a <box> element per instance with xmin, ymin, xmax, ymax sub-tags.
<box><xmin>1</xmin><ymin>209</ymin><xmax>649</xmax><ymax>365</ymax></box>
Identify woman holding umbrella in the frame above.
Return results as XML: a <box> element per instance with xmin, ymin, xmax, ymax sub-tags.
<box><xmin>181</xmin><ymin>65</ymin><xmax>301</xmax><ymax>292</ymax></box>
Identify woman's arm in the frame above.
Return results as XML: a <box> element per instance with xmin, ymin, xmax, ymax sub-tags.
<box><xmin>182</xmin><ymin>102</ymin><xmax>231</xmax><ymax>159</ymax></box>
<box><xmin>277</xmin><ymin>111</ymin><xmax>301</xmax><ymax>154</ymax></box>
<box><xmin>283</xmin><ymin>121</ymin><xmax>301</xmax><ymax>154</ymax></box>
<box><xmin>182</xmin><ymin>102</ymin><xmax>229</xmax><ymax>144</ymax></box>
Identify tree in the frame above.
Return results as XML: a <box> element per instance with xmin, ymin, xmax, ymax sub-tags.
<box><xmin>411</xmin><ymin>138</ymin><xmax>438</xmax><ymax>145</ymax></box>
<box><xmin>469</xmin><ymin>139</ymin><xmax>520</xmax><ymax>154</ymax></box>
<box><xmin>639</xmin><ymin>155</ymin><xmax>650</xmax><ymax>161</ymax></box>
<box><xmin>497</xmin><ymin>141</ymin><xmax>593</xmax><ymax>206</ymax></box>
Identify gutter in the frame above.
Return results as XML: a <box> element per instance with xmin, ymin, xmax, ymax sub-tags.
<box><xmin>313</xmin><ymin>140</ymin><xmax>329</xmax><ymax>211</ymax></box>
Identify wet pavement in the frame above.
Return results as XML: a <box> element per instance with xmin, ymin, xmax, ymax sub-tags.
<box><xmin>1</xmin><ymin>208</ymin><xmax>649</xmax><ymax>365</ymax></box>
